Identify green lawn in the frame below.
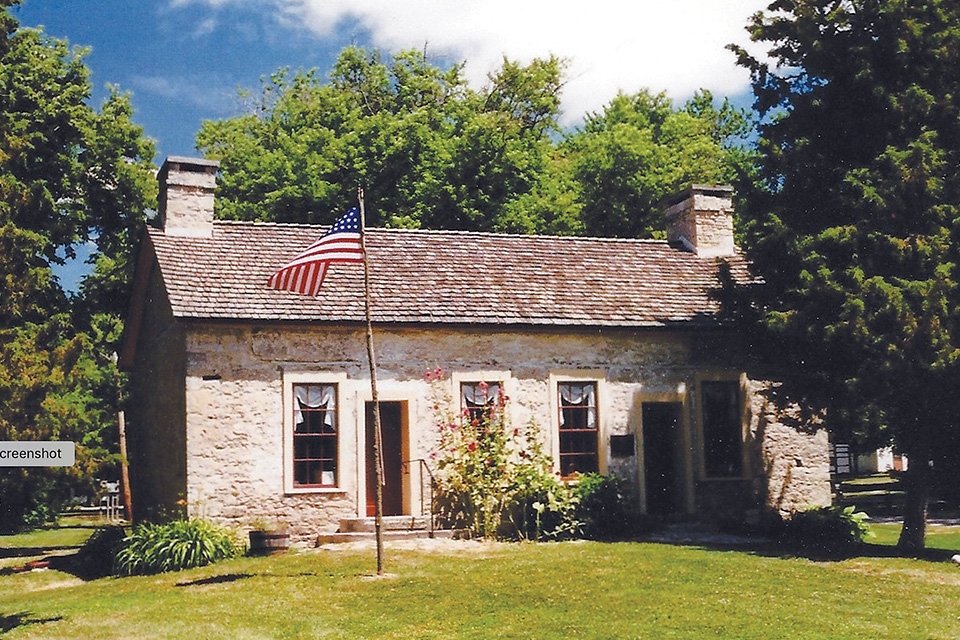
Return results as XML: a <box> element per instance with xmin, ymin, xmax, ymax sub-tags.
<box><xmin>3</xmin><ymin>520</ymin><xmax>960</xmax><ymax>639</ymax></box>
<box><xmin>871</xmin><ymin>522</ymin><xmax>960</xmax><ymax>551</ymax></box>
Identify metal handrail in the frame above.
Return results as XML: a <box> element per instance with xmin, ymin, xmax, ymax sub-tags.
<box><xmin>402</xmin><ymin>458</ymin><xmax>437</xmax><ymax>537</ymax></box>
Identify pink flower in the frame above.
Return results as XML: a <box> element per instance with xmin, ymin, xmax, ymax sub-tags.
<box><xmin>424</xmin><ymin>367</ymin><xmax>445</xmax><ymax>382</ymax></box>
<box><xmin>467</xmin><ymin>441</ymin><xmax>477</xmax><ymax>452</ymax></box>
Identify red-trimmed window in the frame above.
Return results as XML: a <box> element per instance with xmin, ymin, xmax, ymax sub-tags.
<box><xmin>558</xmin><ymin>381</ymin><xmax>599</xmax><ymax>477</ymax></box>
<box><xmin>460</xmin><ymin>381</ymin><xmax>502</xmax><ymax>426</ymax></box>
<box><xmin>293</xmin><ymin>383</ymin><xmax>338</xmax><ymax>487</ymax></box>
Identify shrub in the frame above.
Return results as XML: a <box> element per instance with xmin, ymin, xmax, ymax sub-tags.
<box><xmin>115</xmin><ymin>519</ymin><xmax>243</xmax><ymax>575</ymax></box>
<box><xmin>574</xmin><ymin>473</ymin><xmax>645</xmax><ymax>540</ymax></box>
<box><xmin>508</xmin><ymin>447</ymin><xmax>580</xmax><ymax>541</ymax></box>
<box><xmin>0</xmin><ymin>471</ymin><xmax>65</xmax><ymax>533</ymax></box>
<box><xmin>780</xmin><ymin>505</ymin><xmax>874</xmax><ymax>555</ymax></box>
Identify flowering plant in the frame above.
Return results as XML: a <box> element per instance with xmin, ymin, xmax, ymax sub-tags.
<box><xmin>427</xmin><ymin>369</ymin><xmax>578</xmax><ymax>540</ymax></box>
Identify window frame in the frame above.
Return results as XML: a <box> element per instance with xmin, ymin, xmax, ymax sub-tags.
<box><xmin>550</xmin><ymin>372</ymin><xmax>605</xmax><ymax>480</ymax></box>
<box><xmin>459</xmin><ymin>380</ymin><xmax>504</xmax><ymax>426</ymax></box>
<box><xmin>291</xmin><ymin>383</ymin><xmax>339</xmax><ymax>489</ymax></box>
<box><xmin>696</xmin><ymin>374</ymin><xmax>747</xmax><ymax>480</ymax></box>
<box><xmin>283</xmin><ymin>371</ymin><xmax>348</xmax><ymax>494</ymax></box>
<box><xmin>450</xmin><ymin>370</ymin><xmax>514</xmax><ymax>424</ymax></box>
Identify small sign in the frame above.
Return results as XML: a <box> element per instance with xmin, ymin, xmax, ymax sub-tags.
<box><xmin>610</xmin><ymin>434</ymin><xmax>636</xmax><ymax>458</ymax></box>
<box><xmin>0</xmin><ymin>442</ymin><xmax>76</xmax><ymax>467</ymax></box>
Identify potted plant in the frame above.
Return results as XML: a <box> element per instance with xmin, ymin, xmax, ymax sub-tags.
<box><xmin>248</xmin><ymin>519</ymin><xmax>290</xmax><ymax>555</ymax></box>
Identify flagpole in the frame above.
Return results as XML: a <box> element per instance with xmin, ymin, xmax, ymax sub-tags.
<box><xmin>359</xmin><ymin>187</ymin><xmax>385</xmax><ymax>576</ymax></box>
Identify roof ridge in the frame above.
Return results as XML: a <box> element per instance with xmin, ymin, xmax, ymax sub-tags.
<box><xmin>210</xmin><ymin>219</ymin><xmax>669</xmax><ymax>244</ymax></box>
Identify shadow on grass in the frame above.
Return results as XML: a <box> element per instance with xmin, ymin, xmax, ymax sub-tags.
<box><xmin>176</xmin><ymin>573</ymin><xmax>253</xmax><ymax>587</ymax></box>
<box><xmin>648</xmin><ymin>533</ymin><xmax>959</xmax><ymax>564</ymax></box>
<box><xmin>0</xmin><ymin>546</ymin><xmax>82</xmax><ymax>559</ymax></box>
<box><xmin>42</xmin><ymin>553</ymin><xmax>115</xmax><ymax>582</ymax></box>
<box><xmin>0</xmin><ymin>612</ymin><xmax>64</xmax><ymax>634</ymax></box>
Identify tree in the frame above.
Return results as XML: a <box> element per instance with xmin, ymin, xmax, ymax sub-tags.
<box><xmin>561</xmin><ymin>89</ymin><xmax>755</xmax><ymax>238</ymax></box>
<box><xmin>0</xmin><ymin>0</ymin><xmax>155</xmax><ymax>530</ymax></box>
<box><xmin>198</xmin><ymin>47</ymin><xmax>577</xmax><ymax>234</ymax></box>
<box><xmin>729</xmin><ymin>0</ymin><xmax>960</xmax><ymax>551</ymax></box>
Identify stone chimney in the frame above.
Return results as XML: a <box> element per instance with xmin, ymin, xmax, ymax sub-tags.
<box><xmin>157</xmin><ymin>156</ymin><xmax>219</xmax><ymax>237</ymax></box>
<box><xmin>664</xmin><ymin>184</ymin><xmax>735</xmax><ymax>258</ymax></box>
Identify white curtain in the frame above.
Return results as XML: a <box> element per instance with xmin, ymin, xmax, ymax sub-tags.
<box><xmin>461</xmin><ymin>382</ymin><xmax>502</xmax><ymax>407</ymax></box>
<box><xmin>294</xmin><ymin>384</ymin><xmax>336</xmax><ymax>427</ymax></box>
<box><xmin>559</xmin><ymin>382</ymin><xmax>596</xmax><ymax>428</ymax></box>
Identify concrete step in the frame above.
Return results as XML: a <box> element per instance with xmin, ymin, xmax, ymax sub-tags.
<box><xmin>316</xmin><ymin>528</ymin><xmax>468</xmax><ymax>545</ymax></box>
<box><xmin>338</xmin><ymin>515</ymin><xmax>431</xmax><ymax>533</ymax></box>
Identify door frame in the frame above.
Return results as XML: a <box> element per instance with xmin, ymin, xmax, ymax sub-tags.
<box><xmin>356</xmin><ymin>391</ymin><xmax>411</xmax><ymax>518</ymax></box>
<box><xmin>640</xmin><ymin>401</ymin><xmax>684</xmax><ymax>516</ymax></box>
<box><xmin>635</xmin><ymin>387</ymin><xmax>694</xmax><ymax>515</ymax></box>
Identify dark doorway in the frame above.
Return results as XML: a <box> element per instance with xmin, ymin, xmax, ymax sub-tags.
<box><xmin>366</xmin><ymin>402</ymin><xmax>404</xmax><ymax>517</ymax></box>
<box><xmin>642</xmin><ymin>402</ymin><xmax>683</xmax><ymax>516</ymax></box>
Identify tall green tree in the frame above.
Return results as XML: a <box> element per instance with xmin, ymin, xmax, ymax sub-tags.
<box><xmin>0</xmin><ymin>0</ymin><xmax>155</xmax><ymax>530</ymax></box>
<box><xmin>198</xmin><ymin>47</ymin><xmax>576</xmax><ymax>234</ymax></box>
<box><xmin>561</xmin><ymin>89</ymin><xmax>755</xmax><ymax>238</ymax></box>
<box><xmin>730</xmin><ymin>0</ymin><xmax>960</xmax><ymax>550</ymax></box>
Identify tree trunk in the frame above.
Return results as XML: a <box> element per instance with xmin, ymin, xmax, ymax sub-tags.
<box><xmin>897</xmin><ymin>457</ymin><xmax>930</xmax><ymax>553</ymax></box>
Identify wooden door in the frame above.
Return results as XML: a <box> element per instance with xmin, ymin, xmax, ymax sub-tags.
<box><xmin>366</xmin><ymin>402</ymin><xmax>404</xmax><ymax>517</ymax></box>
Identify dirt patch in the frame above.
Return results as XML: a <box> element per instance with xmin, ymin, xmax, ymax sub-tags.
<box><xmin>313</xmin><ymin>537</ymin><xmax>504</xmax><ymax>555</ymax></box>
<box><xmin>837</xmin><ymin>559</ymin><xmax>960</xmax><ymax>586</ymax></box>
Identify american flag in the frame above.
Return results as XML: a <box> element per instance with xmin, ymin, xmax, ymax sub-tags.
<box><xmin>266</xmin><ymin>208</ymin><xmax>364</xmax><ymax>296</ymax></box>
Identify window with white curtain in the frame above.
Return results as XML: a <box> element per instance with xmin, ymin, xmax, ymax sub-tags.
<box><xmin>460</xmin><ymin>381</ymin><xmax>502</xmax><ymax>425</ymax></box>
<box><xmin>558</xmin><ymin>381</ymin><xmax>598</xmax><ymax>477</ymax></box>
<box><xmin>292</xmin><ymin>383</ymin><xmax>338</xmax><ymax>487</ymax></box>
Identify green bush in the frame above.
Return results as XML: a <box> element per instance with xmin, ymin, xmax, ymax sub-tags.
<box><xmin>780</xmin><ymin>505</ymin><xmax>874</xmax><ymax>555</ymax></box>
<box><xmin>574</xmin><ymin>473</ymin><xmax>645</xmax><ymax>540</ymax></box>
<box><xmin>115</xmin><ymin>519</ymin><xmax>243</xmax><ymax>576</ymax></box>
<box><xmin>0</xmin><ymin>470</ymin><xmax>66</xmax><ymax>533</ymax></box>
<box><xmin>508</xmin><ymin>464</ymin><xmax>580</xmax><ymax>541</ymax></box>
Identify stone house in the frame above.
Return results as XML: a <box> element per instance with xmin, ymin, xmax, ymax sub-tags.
<box><xmin>119</xmin><ymin>156</ymin><xmax>830</xmax><ymax>540</ymax></box>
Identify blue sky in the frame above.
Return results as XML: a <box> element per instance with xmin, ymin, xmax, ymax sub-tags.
<box><xmin>14</xmin><ymin>0</ymin><xmax>769</xmax><ymax>161</ymax></box>
<box><xmin>14</xmin><ymin>0</ymin><xmax>770</xmax><ymax>290</ymax></box>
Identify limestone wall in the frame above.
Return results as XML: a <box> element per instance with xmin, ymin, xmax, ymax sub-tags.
<box><xmin>171</xmin><ymin>322</ymin><xmax>830</xmax><ymax>539</ymax></box>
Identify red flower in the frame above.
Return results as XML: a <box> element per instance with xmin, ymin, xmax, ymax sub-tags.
<box><xmin>467</xmin><ymin>441</ymin><xmax>477</xmax><ymax>452</ymax></box>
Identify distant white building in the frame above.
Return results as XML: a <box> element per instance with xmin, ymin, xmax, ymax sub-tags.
<box><xmin>858</xmin><ymin>447</ymin><xmax>907</xmax><ymax>473</ymax></box>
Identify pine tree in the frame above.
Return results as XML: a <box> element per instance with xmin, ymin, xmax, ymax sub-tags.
<box><xmin>730</xmin><ymin>0</ymin><xmax>960</xmax><ymax>551</ymax></box>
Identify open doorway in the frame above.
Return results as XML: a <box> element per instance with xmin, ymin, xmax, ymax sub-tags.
<box><xmin>642</xmin><ymin>402</ymin><xmax>683</xmax><ymax>516</ymax></box>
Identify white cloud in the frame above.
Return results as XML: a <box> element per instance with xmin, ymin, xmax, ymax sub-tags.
<box><xmin>182</xmin><ymin>0</ymin><xmax>769</xmax><ymax>124</ymax></box>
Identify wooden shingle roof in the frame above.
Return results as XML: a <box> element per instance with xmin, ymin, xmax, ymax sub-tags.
<box><xmin>145</xmin><ymin>221</ymin><xmax>751</xmax><ymax>328</ymax></box>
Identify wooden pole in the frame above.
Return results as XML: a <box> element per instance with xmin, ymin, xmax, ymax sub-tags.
<box><xmin>117</xmin><ymin>410</ymin><xmax>133</xmax><ymax>522</ymax></box>
<box><xmin>359</xmin><ymin>188</ymin><xmax>385</xmax><ymax>575</ymax></box>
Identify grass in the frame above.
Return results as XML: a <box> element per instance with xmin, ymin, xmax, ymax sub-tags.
<box><xmin>0</xmin><ymin>517</ymin><xmax>112</xmax><ymax>576</ymax></box>
<box><xmin>0</xmin><ymin>517</ymin><xmax>104</xmax><ymax>552</ymax></box>
<box><xmin>3</xmin><ymin>520</ymin><xmax>960</xmax><ymax>639</ymax></box>
<box><xmin>871</xmin><ymin>522</ymin><xmax>960</xmax><ymax>551</ymax></box>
